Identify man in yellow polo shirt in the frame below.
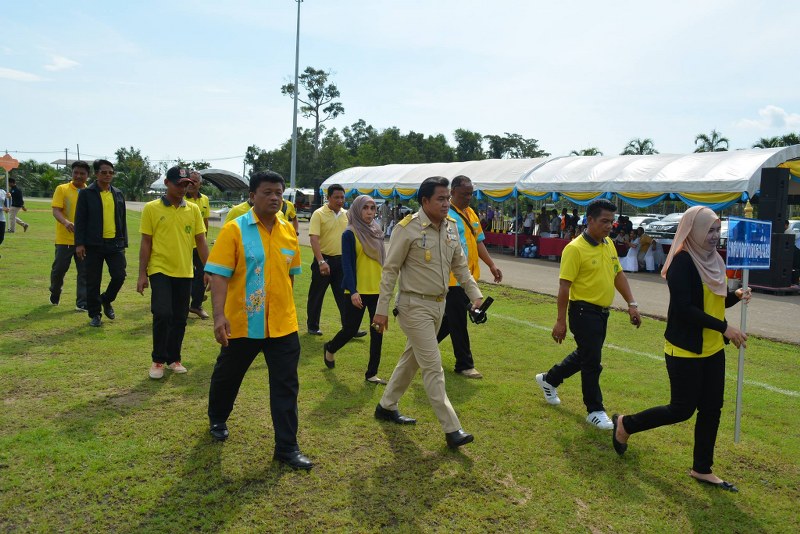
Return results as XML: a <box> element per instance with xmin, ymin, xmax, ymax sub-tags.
<box><xmin>205</xmin><ymin>171</ymin><xmax>312</xmax><ymax>470</ymax></box>
<box><xmin>137</xmin><ymin>166</ymin><xmax>208</xmax><ymax>380</ymax></box>
<box><xmin>306</xmin><ymin>184</ymin><xmax>359</xmax><ymax>336</ymax></box>
<box><xmin>185</xmin><ymin>170</ymin><xmax>211</xmax><ymax>319</ymax></box>
<box><xmin>437</xmin><ymin>176</ymin><xmax>503</xmax><ymax>379</ymax></box>
<box><xmin>535</xmin><ymin>199</ymin><xmax>642</xmax><ymax>430</ymax></box>
<box><xmin>49</xmin><ymin>160</ymin><xmax>89</xmax><ymax>310</ymax></box>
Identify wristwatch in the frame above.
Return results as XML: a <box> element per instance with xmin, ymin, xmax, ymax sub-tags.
<box><xmin>628</xmin><ymin>302</ymin><xmax>638</xmax><ymax>308</ymax></box>
<box><xmin>318</xmin><ymin>259</ymin><xmax>327</xmax><ymax>265</ymax></box>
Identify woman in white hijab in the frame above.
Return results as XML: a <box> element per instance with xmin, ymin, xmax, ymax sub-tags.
<box><xmin>611</xmin><ymin>206</ymin><xmax>750</xmax><ymax>492</ymax></box>
<box><xmin>323</xmin><ymin>195</ymin><xmax>388</xmax><ymax>384</ymax></box>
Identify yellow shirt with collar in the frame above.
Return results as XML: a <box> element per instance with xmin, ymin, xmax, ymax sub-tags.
<box><xmin>186</xmin><ymin>192</ymin><xmax>210</xmax><ymax>219</ymax></box>
<box><xmin>139</xmin><ymin>197</ymin><xmax>206</xmax><ymax>278</ymax></box>
<box><xmin>225</xmin><ymin>200</ymin><xmax>295</xmax><ymax>225</ymax></box>
<box><xmin>559</xmin><ymin>233</ymin><xmax>622</xmax><ymax>308</ymax></box>
<box><xmin>51</xmin><ymin>182</ymin><xmax>85</xmax><ymax>245</ymax></box>
<box><xmin>206</xmin><ymin>210</ymin><xmax>302</xmax><ymax>339</ymax></box>
<box><xmin>309</xmin><ymin>203</ymin><xmax>348</xmax><ymax>255</ymax></box>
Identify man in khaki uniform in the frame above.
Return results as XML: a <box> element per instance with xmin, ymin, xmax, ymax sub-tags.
<box><xmin>371</xmin><ymin>176</ymin><xmax>483</xmax><ymax>450</ymax></box>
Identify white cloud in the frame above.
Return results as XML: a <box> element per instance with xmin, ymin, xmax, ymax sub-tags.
<box><xmin>737</xmin><ymin>105</ymin><xmax>800</xmax><ymax>130</ymax></box>
<box><xmin>0</xmin><ymin>67</ymin><xmax>43</xmax><ymax>82</ymax></box>
<box><xmin>43</xmin><ymin>55</ymin><xmax>79</xmax><ymax>72</ymax></box>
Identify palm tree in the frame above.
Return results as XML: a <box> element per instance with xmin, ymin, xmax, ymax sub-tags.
<box><xmin>694</xmin><ymin>129</ymin><xmax>729</xmax><ymax>152</ymax></box>
<box><xmin>781</xmin><ymin>132</ymin><xmax>800</xmax><ymax>146</ymax></box>
<box><xmin>752</xmin><ymin>136</ymin><xmax>783</xmax><ymax>148</ymax></box>
<box><xmin>620</xmin><ymin>138</ymin><xmax>658</xmax><ymax>155</ymax></box>
<box><xmin>569</xmin><ymin>147</ymin><xmax>603</xmax><ymax>156</ymax></box>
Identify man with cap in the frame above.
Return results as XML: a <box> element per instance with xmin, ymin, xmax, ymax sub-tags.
<box><xmin>137</xmin><ymin>166</ymin><xmax>209</xmax><ymax>379</ymax></box>
<box><xmin>75</xmin><ymin>159</ymin><xmax>128</xmax><ymax>327</ymax></box>
<box><xmin>185</xmin><ymin>170</ymin><xmax>211</xmax><ymax>319</ymax></box>
<box><xmin>49</xmin><ymin>160</ymin><xmax>90</xmax><ymax>310</ymax></box>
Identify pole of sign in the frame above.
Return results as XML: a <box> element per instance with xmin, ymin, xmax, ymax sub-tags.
<box><xmin>734</xmin><ymin>201</ymin><xmax>753</xmax><ymax>443</ymax></box>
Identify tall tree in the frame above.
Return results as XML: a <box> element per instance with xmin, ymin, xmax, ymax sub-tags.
<box><xmin>454</xmin><ymin>128</ymin><xmax>486</xmax><ymax>161</ymax></box>
<box><xmin>341</xmin><ymin>119</ymin><xmax>377</xmax><ymax>155</ymax></box>
<box><xmin>694</xmin><ymin>129</ymin><xmax>729</xmax><ymax>152</ymax></box>
<box><xmin>570</xmin><ymin>147</ymin><xmax>603</xmax><ymax>156</ymax></box>
<box><xmin>281</xmin><ymin>67</ymin><xmax>345</xmax><ymax>157</ymax></box>
<box><xmin>114</xmin><ymin>146</ymin><xmax>158</xmax><ymax>201</ymax></box>
<box><xmin>621</xmin><ymin>138</ymin><xmax>659</xmax><ymax>155</ymax></box>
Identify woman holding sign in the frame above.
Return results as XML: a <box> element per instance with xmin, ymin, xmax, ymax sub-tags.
<box><xmin>611</xmin><ymin>206</ymin><xmax>750</xmax><ymax>492</ymax></box>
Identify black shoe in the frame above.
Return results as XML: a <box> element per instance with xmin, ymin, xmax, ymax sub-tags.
<box><xmin>89</xmin><ymin>315</ymin><xmax>102</xmax><ymax>327</ymax></box>
<box><xmin>374</xmin><ymin>404</ymin><xmax>416</xmax><ymax>425</ymax></box>
<box><xmin>323</xmin><ymin>345</ymin><xmax>335</xmax><ymax>369</ymax></box>
<box><xmin>612</xmin><ymin>414</ymin><xmax>627</xmax><ymax>456</ymax></box>
<box><xmin>101</xmin><ymin>299</ymin><xmax>115</xmax><ymax>320</ymax></box>
<box><xmin>354</xmin><ymin>330</ymin><xmax>367</xmax><ymax>338</ymax></box>
<box><xmin>307</xmin><ymin>329</ymin><xmax>323</xmax><ymax>336</ymax></box>
<box><xmin>274</xmin><ymin>450</ymin><xmax>313</xmax><ymax>470</ymax></box>
<box><xmin>210</xmin><ymin>423</ymin><xmax>229</xmax><ymax>441</ymax></box>
<box><xmin>49</xmin><ymin>293</ymin><xmax>60</xmax><ymax>306</ymax></box>
<box><xmin>445</xmin><ymin>429</ymin><xmax>474</xmax><ymax>449</ymax></box>
<box><xmin>690</xmin><ymin>472</ymin><xmax>738</xmax><ymax>492</ymax></box>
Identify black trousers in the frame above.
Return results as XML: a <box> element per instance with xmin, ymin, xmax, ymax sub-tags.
<box><xmin>436</xmin><ymin>286</ymin><xmax>475</xmax><ymax>372</ymax></box>
<box><xmin>190</xmin><ymin>248</ymin><xmax>205</xmax><ymax>309</ymax></box>
<box><xmin>325</xmin><ymin>293</ymin><xmax>383</xmax><ymax>379</ymax></box>
<box><xmin>149</xmin><ymin>273</ymin><xmax>191</xmax><ymax>364</ymax></box>
<box><xmin>545</xmin><ymin>302</ymin><xmax>608</xmax><ymax>413</ymax></box>
<box><xmin>0</xmin><ymin>221</ymin><xmax>5</xmax><ymax>246</ymax></box>
<box><xmin>84</xmin><ymin>241</ymin><xmax>126</xmax><ymax>318</ymax></box>
<box><xmin>50</xmin><ymin>244</ymin><xmax>88</xmax><ymax>308</ymax></box>
<box><xmin>306</xmin><ymin>255</ymin><xmax>347</xmax><ymax>331</ymax></box>
<box><xmin>622</xmin><ymin>350</ymin><xmax>725</xmax><ymax>475</ymax></box>
<box><xmin>208</xmin><ymin>333</ymin><xmax>301</xmax><ymax>453</ymax></box>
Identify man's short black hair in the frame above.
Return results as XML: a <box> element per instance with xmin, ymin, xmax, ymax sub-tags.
<box><xmin>451</xmin><ymin>175</ymin><xmax>471</xmax><ymax>189</ymax></box>
<box><xmin>327</xmin><ymin>184</ymin><xmax>345</xmax><ymax>197</ymax></box>
<box><xmin>71</xmin><ymin>160</ymin><xmax>90</xmax><ymax>173</ymax></box>
<box><xmin>92</xmin><ymin>159</ymin><xmax>114</xmax><ymax>172</ymax></box>
<box><xmin>418</xmin><ymin>176</ymin><xmax>449</xmax><ymax>202</ymax></box>
<box><xmin>8</xmin><ymin>177</ymin><xmax>15</xmax><ymax>184</ymax></box>
<box><xmin>249</xmin><ymin>170</ymin><xmax>285</xmax><ymax>193</ymax></box>
<box><xmin>586</xmin><ymin>199</ymin><xmax>617</xmax><ymax>219</ymax></box>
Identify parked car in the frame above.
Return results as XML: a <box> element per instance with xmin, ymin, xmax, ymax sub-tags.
<box><xmin>284</xmin><ymin>188</ymin><xmax>315</xmax><ymax>220</ymax></box>
<box><xmin>646</xmin><ymin>212</ymin><xmax>684</xmax><ymax>240</ymax></box>
<box><xmin>787</xmin><ymin>219</ymin><xmax>800</xmax><ymax>236</ymax></box>
<box><xmin>628</xmin><ymin>216</ymin><xmax>660</xmax><ymax>230</ymax></box>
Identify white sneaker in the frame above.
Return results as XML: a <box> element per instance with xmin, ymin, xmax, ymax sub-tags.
<box><xmin>535</xmin><ymin>373</ymin><xmax>561</xmax><ymax>405</ymax></box>
<box><xmin>149</xmin><ymin>362</ymin><xmax>165</xmax><ymax>379</ymax></box>
<box><xmin>586</xmin><ymin>411</ymin><xmax>613</xmax><ymax>430</ymax></box>
<box><xmin>167</xmin><ymin>361</ymin><xmax>187</xmax><ymax>374</ymax></box>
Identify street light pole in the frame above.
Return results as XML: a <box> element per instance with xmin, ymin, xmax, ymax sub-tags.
<box><xmin>289</xmin><ymin>0</ymin><xmax>303</xmax><ymax>190</ymax></box>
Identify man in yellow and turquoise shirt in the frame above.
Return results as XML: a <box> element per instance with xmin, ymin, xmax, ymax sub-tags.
<box><xmin>49</xmin><ymin>160</ymin><xmax>89</xmax><ymax>310</ymax></box>
<box><xmin>137</xmin><ymin>166</ymin><xmax>208</xmax><ymax>380</ymax></box>
<box><xmin>185</xmin><ymin>170</ymin><xmax>211</xmax><ymax>319</ymax></box>
<box><xmin>205</xmin><ymin>170</ymin><xmax>312</xmax><ymax>470</ymax></box>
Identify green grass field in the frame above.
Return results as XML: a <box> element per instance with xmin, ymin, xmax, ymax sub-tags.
<box><xmin>1</xmin><ymin>201</ymin><xmax>798</xmax><ymax>532</ymax></box>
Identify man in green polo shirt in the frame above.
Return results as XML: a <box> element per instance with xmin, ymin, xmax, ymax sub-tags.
<box><xmin>535</xmin><ymin>199</ymin><xmax>642</xmax><ymax>430</ymax></box>
<box><xmin>137</xmin><ymin>166</ymin><xmax>209</xmax><ymax>380</ymax></box>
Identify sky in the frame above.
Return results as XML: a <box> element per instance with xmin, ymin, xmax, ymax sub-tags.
<box><xmin>2</xmin><ymin>0</ymin><xmax>799</xmax><ymax>176</ymax></box>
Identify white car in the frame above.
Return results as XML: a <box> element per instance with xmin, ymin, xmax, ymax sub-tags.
<box><xmin>786</xmin><ymin>219</ymin><xmax>800</xmax><ymax>236</ymax></box>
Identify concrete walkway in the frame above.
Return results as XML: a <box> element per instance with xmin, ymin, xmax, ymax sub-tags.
<box><xmin>129</xmin><ymin>203</ymin><xmax>799</xmax><ymax>345</ymax></box>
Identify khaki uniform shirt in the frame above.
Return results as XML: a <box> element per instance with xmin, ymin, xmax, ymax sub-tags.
<box><xmin>377</xmin><ymin>209</ymin><xmax>482</xmax><ymax>316</ymax></box>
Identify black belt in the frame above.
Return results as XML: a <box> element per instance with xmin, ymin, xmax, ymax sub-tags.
<box><xmin>570</xmin><ymin>300</ymin><xmax>610</xmax><ymax>314</ymax></box>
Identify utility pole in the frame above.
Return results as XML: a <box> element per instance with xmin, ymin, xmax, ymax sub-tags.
<box><xmin>289</xmin><ymin>0</ymin><xmax>303</xmax><ymax>189</ymax></box>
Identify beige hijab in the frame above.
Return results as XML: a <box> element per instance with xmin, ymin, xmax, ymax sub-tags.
<box><xmin>346</xmin><ymin>195</ymin><xmax>386</xmax><ymax>265</ymax></box>
<box><xmin>661</xmin><ymin>206</ymin><xmax>727</xmax><ymax>296</ymax></box>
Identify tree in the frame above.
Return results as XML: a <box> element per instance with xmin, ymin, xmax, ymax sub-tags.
<box><xmin>621</xmin><ymin>138</ymin><xmax>659</xmax><ymax>155</ymax></box>
<box><xmin>781</xmin><ymin>132</ymin><xmax>800</xmax><ymax>146</ymax></box>
<box><xmin>570</xmin><ymin>147</ymin><xmax>603</xmax><ymax>156</ymax></box>
<box><xmin>484</xmin><ymin>133</ymin><xmax>549</xmax><ymax>159</ymax></box>
<box><xmin>454</xmin><ymin>128</ymin><xmax>486</xmax><ymax>161</ymax></box>
<box><xmin>281</xmin><ymin>67</ymin><xmax>345</xmax><ymax>157</ymax></box>
<box><xmin>694</xmin><ymin>129</ymin><xmax>729</xmax><ymax>152</ymax></box>
<box><xmin>342</xmin><ymin>119</ymin><xmax>377</xmax><ymax>155</ymax></box>
<box><xmin>114</xmin><ymin>146</ymin><xmax>158</xmax><ymax>201</ymax></box>
<box><xmin>10</xmin><ymin>159</ymin><xmax>66</xmax><ymax>197</ymax></box>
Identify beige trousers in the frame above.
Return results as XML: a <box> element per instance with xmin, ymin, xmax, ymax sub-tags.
<box><xmin>379</xmin><ymin>292</ymin><xmax>461</xmax><ymax>433</ymax></box>
<box><xmin>8</xmin><ymin>207</ymin><xmax>26</xmax><ymax>232</ymax></box>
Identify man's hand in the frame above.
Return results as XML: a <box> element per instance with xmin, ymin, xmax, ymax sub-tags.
<box><xmin>214</xmin><ymin>315</ymin><xmax>232</xmax><ymax>347</ymax></box>
<box><xmin>372</xmin><ymin>313</ymin><xmax>389</xmax><ymax>334</ymax></box>
<box><xmin>136</xmin><ymin>273</ymin><xmax>149</xmax><ymax>295</ymax></box>
<box><xmin>351</xmin><ymin>293</ymin><xmax>363</xmax><ymax>309</ymax></box>
<box><xmin>76</xmin><ymin>245</ymin><xmax>86</xmax><ymax>260</ymax></box>
<box><xmin>551</xmin><ymin>318</ymin><xmax>567</xmax><ymax>344</ymax></box>
<box><xmin>203</xmin><ymin>273</ymin><xmax>211</xmax><ymax>291</ymax></box>
<box><xmin>22</xmin><ymin>206</ymin><xmax>27</xmax><ymax>212</ymax></box>
<box><xmin>490</xmin><ymin>265</ymin><xmax>503</xmax><ymax>283</ymax></box>
<box><xmin>318</xmin><ymin>261</ymin><xmax>331</xmax><ymax>276</ymax></box>
<box><xmin>628</xmin><ymin>306</ymin><xmax>641</xmax><ymax>328</ymax></box>
<box><xmin>64</xmin><ymin>221</ymin><xmax>75</xmax><ymax>233</ymax></box>
<box><xmin>471</xmin><ymin>298</ymin><xmax>483</xmax><ymax>312</ymax></box>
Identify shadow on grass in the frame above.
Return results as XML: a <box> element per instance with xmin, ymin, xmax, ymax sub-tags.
<box><xmin>308</xmin><ymin>371</ymin><xmax>376</xmax><ymax>429</ymax></box>
<box><xmin>0</xmin><ymin>304</ymin><xmax>90</xmax><ymax>355</ymax></box>
<box><xmin>123</xmin><ymin>435</ymin><xmax>289</xmax><ymax>533</ymax></box>
<box><xmin>348</xmin><ymin>424</ymin><xmax>477</xmax><ymax>530</ymax></box>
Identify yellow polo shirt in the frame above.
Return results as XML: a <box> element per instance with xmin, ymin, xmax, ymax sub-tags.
<box><xmin>51</xmin><ymin>182</ymin><xmax>85</xmax><ymax>245</ymax></box>
<box><xmin>206</xmin><ymin>210</ymin><xmax>302</xmax><ymax>339</ymax></box>
<box><xmin>448</xmin><ymin>205</ymin><xmax>485</xmax><ymax>286</ymax></box>
<box><xmin>139</xmin><ymin>197</ymin><xmax>206</xmax><ymax>278</ymax></box>
<box><xmin>100</xmin><ymin>191</ymin><xmax>116</xmax><ymax>238</ymax></box>
<box><xmin>186</xmin><ymin>192</ymin><xmax>210</xmax><ymax>219</ymax></box>
<box><xmin>559</xmin><ymin>234</ymin><xmax>622</xmax><ymax>307</ymax></box>
<box><xmin>309</xmin><ymin>204</ymin><xmax>348</xmax><ymax>255</ymax></box>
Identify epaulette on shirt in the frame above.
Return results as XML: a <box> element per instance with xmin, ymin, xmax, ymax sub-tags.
<box><xmin>446</xmin><ymin>215</ymin><xmax>456</xmax><ymax>223</ymax></box>
<box><xmin>398</xmin><ymin>214</ymin><xmax>415</xmax><ymax>227</ymax></box>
